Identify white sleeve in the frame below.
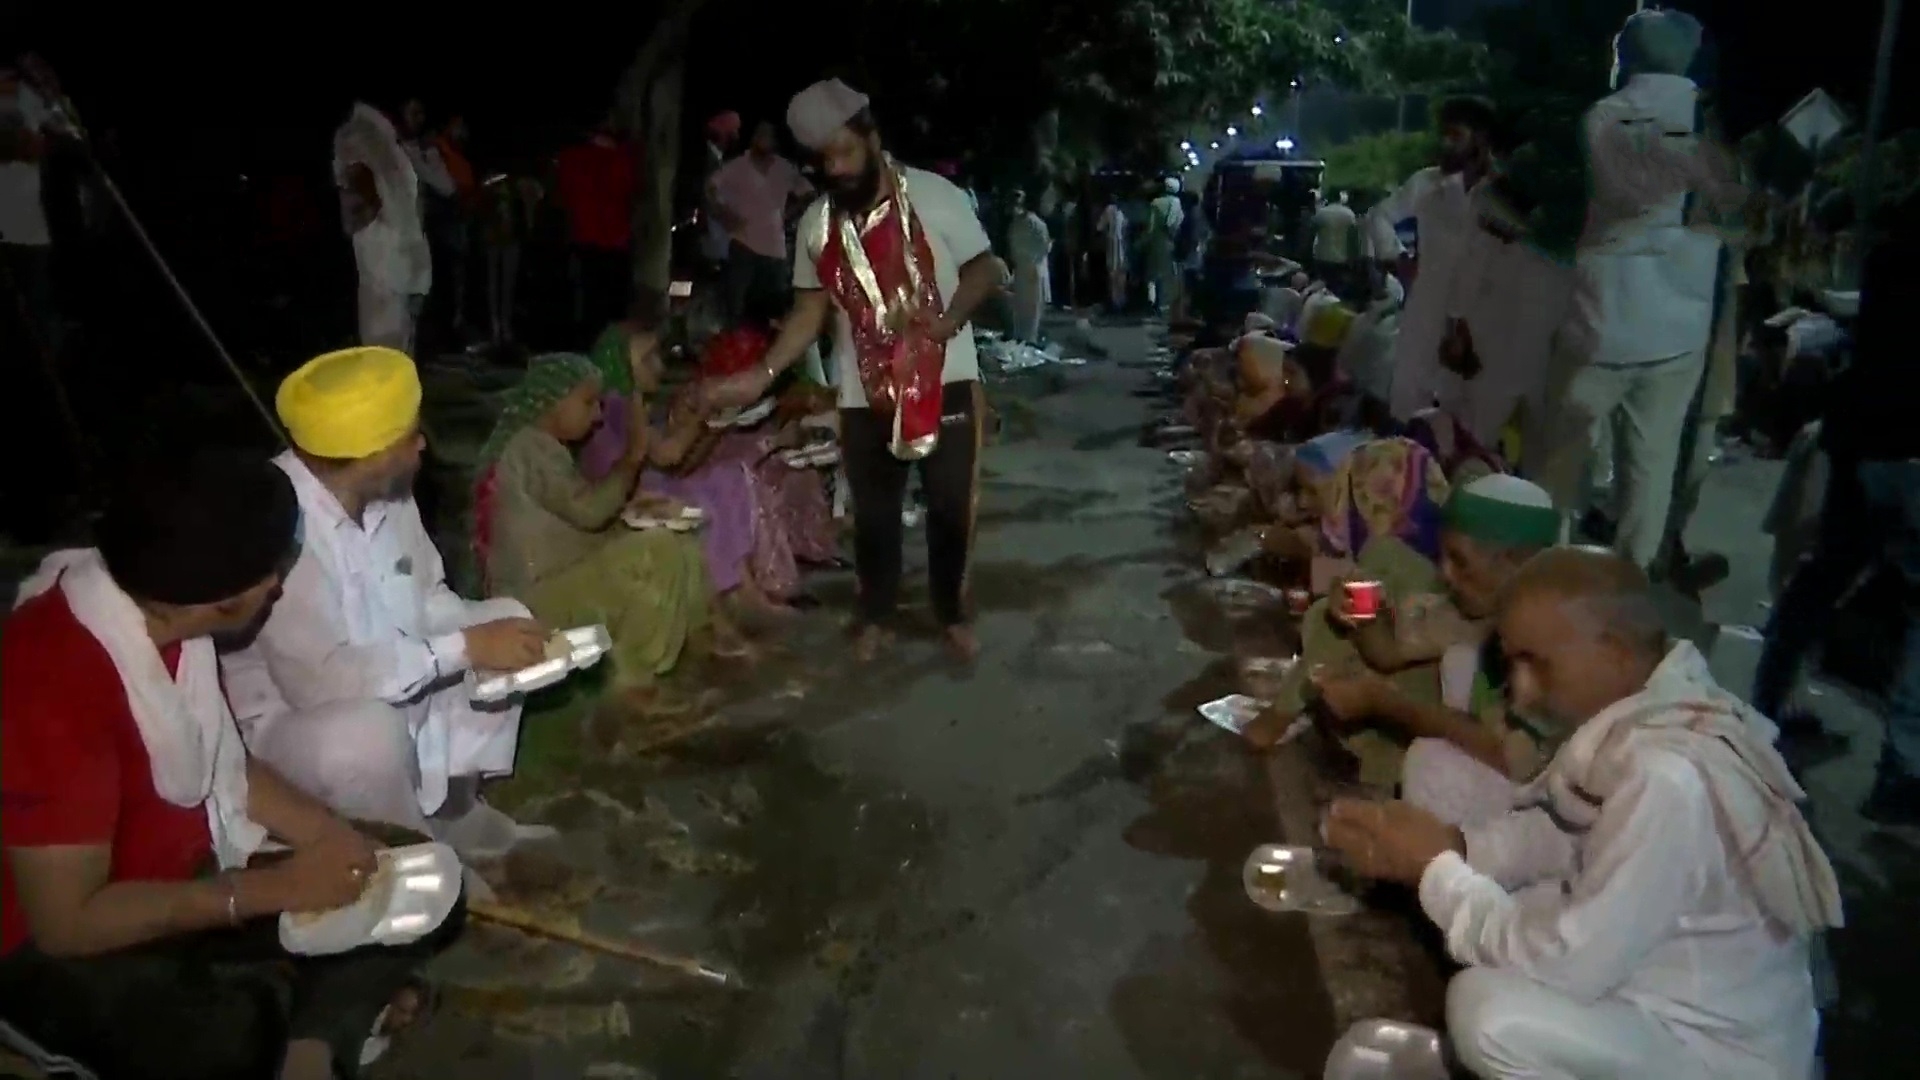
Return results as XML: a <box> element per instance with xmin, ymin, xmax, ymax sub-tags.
<box><xmin>1420</xmin><ymin>755</ymin><xmax>1712</xmax><ymax>1003</ymax></box>
<box><xmin>411</xmin><ymin>145</ymin><xmax>457</xmax><ymax>197</ymax></box>
<box><xmin>792</xmin><ymin>197</ymin><xmax>828</xmax><ymax>290</ymax></box>
<box><xmin>1366</xmin><ymin>173</ymin><xmax>1427</xmax><ymax>260</ymax></box>
<box><xmin>249</xmin><ymin>549</ymin><xmax>468</xmax><ymax>711</ymax></box>
<box><xmin>922</xmin><ymin>173</ymin><xmax>991</xmax><ymax>266</ymax></box>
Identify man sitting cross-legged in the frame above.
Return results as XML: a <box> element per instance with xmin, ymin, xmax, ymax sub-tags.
<box><xmin>1</xmin><ymin>453</ymin><xmax>461</xmax><ymax>1080</ymax></box>
<box><xmin>1323</xmin><ymin>548</ymin><xmax>1839</xmax><ymax>1080</ymax></box>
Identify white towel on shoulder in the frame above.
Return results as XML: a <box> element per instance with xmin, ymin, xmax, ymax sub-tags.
<box><xmin>16</xmin><ymin>550</ymin><xmax>265</xmax><ymax>869</ymax></box>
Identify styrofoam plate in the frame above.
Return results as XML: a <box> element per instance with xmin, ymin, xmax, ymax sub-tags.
<box><xmin>279</xmin><ymin>842</ymin><xmax>463</xmax><ymax>955</ymax></box>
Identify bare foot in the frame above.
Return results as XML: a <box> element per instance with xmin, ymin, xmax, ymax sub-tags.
<box><xmin>619</xmin><ymin>684</ymin><xmax>700</xmax><ymax>718</ymax></box>
<box><xmin>730</xmin><ymin>578</ymin><xmax>799</xmax><ymax>622</ymax></box>
<box><xmin>709</xmin><ymin>612</ymin><xmax>760</xmax><ymax>663</ymax></box>
<box><xmin>942</xmin><ymin>624</ymin><xmax>980</xmax><ymax>664</ymax></box>
<box><xmin>850</xmin><ymin>623</ymin><xmax>892</xmax><ymax>663</ymax></box>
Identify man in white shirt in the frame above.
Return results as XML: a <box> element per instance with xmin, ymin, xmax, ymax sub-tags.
<box><xmin>702</xmin><ymin>79</ymin><xmax>1002</xmax><ymax>663</ymax></box>
<box><xmin>1368</xmin><ymin>97</ymin><xmax>1572</xmax><ymax>452</ymax></box>
<box><xmin>1310</xmin><ymin>190</ymin><xmax>1358</xmax><ymax>288</ymax></box>
<box><xmin>709</xmin><ymin>119</ymin><xmax>814</xmax><ymax>321</ymax></box>
<box><xmin>1005</xmin><ymin>188</ymin><xmax>1052</xmax><ymax>342</ymax></box>
<box><xmin>222</xmin><ymin>347</ymin><xmax>555</xmax><ymax>861</ymax></box>
<box><xmin>333</xmin><ymin>102</ymin><xmax>434</xmax><ymax>354</ymax></box>
<box><xmin>1324</xmin><ymin>547</ymin><xmax>1838</xmax><ymax>1080</ymax></box>
<box><xmin>1533</xmin><ymin>10</ymin><xmax>1743</xmax><ymax>568</ymax></box>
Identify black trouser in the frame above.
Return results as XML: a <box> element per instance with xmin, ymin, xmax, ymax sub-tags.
<box><xmin>0</xmin><ymin>894</ymin><xmax>465</xmax><ymax>1080</ymax></box>
<box><xmin>841</xmin><ymin>380</ymin><xmax>983</xmax><ymax>627</ymax></box>
<box><xmin>573</xmin><ymin>244</ymin><xmax>632</xmax><ymax>340</ymax></box>
<box><xmin>723</xmin><ymin>241</ymin><xmax>789</xmax><ymax>323</ymax></box>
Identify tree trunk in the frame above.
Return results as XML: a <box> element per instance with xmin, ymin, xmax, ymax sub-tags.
<box><xmin>631</xmin><ymin>56</ymin><xmax>685</xmax><ymax>291</ymax></box>
<box><xmin>616</xmin><ymin>0</ymin><xmax>705</xmax><ymax>292</ymax></box>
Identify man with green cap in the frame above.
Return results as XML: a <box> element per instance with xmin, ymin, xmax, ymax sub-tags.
<box><xmin>1310</xmin><ymin>474</ymin><xmax>1563</xmax><ymax>824</ymax></box>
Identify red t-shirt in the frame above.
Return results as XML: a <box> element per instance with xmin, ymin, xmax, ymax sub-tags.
<box><xmin>555</xmin><ymin>137</ymin><xmax>638</xmax><ymax>251</ymax></box>
<box><xmin>1</xmin><ymin>587</ymin><xmax>213</xmax><ymax>954</ymax></box>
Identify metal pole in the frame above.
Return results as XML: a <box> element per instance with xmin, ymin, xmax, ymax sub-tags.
<box><xmin>1852</xmin><ymin>0</ymin><xmax>1904</xmax><ymax>273</ymax></box>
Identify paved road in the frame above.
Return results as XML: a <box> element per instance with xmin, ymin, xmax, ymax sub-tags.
<box><xmin>381</xmin><ymin>322</ymin><xmax>1339</xmax><ymax>1080</ymax></box>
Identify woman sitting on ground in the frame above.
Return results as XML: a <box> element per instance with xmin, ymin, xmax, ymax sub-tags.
<box><xmin>635</xmin><ymin>307</ymin><xmax>839</xmax><ymax>610</ymax></box>
<box><xmin>582</xmin><ymin>292</ymin><xmax>820</xmax><ymax>617</ymax></box>
<box><xmin>1234</xmin><ymin>329</ymin><xmax>1361</xmax><ymax>446</ymax></box>
<box><xmin>475</xmin><ymin>353</ymin><xmax>750</xmax><ymax>715</ymax></box>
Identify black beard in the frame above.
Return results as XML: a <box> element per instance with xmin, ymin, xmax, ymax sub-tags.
<box><xmin>829</xmin><ymin>162</ymin><xmax>884</xmax><ymax>213</ymax></box>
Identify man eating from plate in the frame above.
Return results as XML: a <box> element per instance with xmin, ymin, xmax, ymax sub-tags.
<box><xmin>1</xmin><ymin>453</ymin><xmax>460</xmax><ymax>1080</ymax></box>
<box><xmin>702</xmin><ymin>79</ymin><xmax>1003</xmax><ymax>663</ymax></box>
<box><xmin>1321</xmin><ymin>547</ymin><xmax>1837</xmax><ymax>1080</ymax></box>
<box><xmin>221</xmin><ymin>347</ymin><xmax>557</xmax><ymax>863</ymax></box>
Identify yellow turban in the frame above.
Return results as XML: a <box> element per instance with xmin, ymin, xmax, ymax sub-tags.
<box><xmin>276</xmin><ymin>347</ymin><xmax>423</xmax><ymax>459</ymax></box>
<box><xmin>1302</xmin><ymin>301</ymin><xmax>1356</xmax><ymax>349</ymax></box>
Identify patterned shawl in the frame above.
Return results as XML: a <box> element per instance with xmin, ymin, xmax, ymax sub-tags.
<box><xmin>1321</xmin><ymin>436</ymin><xmax>1451</xmax><ymax>561</ymax></box>
<box><xmin>477</xmin><ymin>353</ymin><xmax>601</xmax><ymax>467</ymax></box>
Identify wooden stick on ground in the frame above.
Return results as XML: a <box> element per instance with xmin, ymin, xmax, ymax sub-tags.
<box><xmin>469</xmin><ymin>899</ymin><xmax>739</xmax><ymax>988</ymax></box>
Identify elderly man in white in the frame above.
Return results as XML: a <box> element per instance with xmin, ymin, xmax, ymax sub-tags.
<box><xmin>1324</xmin><ymin>547</ymin><xmax>1839</xmax><ymax>1080</ymax></box>
<box><xmin>1533</xmin><ymin>9</ymin><xmax>1745</xmax><ymax>568</ymax></box>
<box><xmin>222</xmin><ymin>346</ymin><xmax>556</xmax><ymax>863</ymax></box>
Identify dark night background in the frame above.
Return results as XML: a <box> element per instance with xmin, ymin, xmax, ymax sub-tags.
<box><xmin>0</xmin><ymin>1</ymin><xmax>1908</xmax><ymax>410</ymax></box>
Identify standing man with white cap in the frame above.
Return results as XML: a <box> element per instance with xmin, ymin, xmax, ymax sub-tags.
<box><xmin>1533</xmin><ymin>8</ymin><xmax>1744</xmax><ymax>568</ymax></box>
<box><xmin>703</xmin><ymin>79</ymin><xmax>1002</xmax><ymax>663</ymax></box>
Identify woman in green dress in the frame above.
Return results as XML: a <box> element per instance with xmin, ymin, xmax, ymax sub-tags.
<box><xmin>472</xmin><ymin>354</ymin><xmax>752</xmax><ymax>714</ymax></box>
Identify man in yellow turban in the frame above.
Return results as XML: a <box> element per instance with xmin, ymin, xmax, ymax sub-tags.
<box><xmin>221</xmin><ymin>348</ymin><xmax>557</xmax><ymax>863</ymax></box>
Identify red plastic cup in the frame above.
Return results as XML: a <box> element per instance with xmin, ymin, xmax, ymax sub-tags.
<box><xmin>1286</xmin><ymin>587</ymin><xmax>1312</xmax><ymax>616</ymax></box>
<box><xmin>1343</xmin><ymin>579</ymin><xmax>1384</xmax><ymax>622</ymax></box>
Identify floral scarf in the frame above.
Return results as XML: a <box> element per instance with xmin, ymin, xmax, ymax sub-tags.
<box><xmin>473</xmin><ymin>353</ymin><xmax>601</xmax><ymax>590</ymax></box>
<box><xmin>811</xmin><ymin>156</ymin><xmax>947</xmax><ymax>459</ymax></box>
<box><xmin>1321</xmin><ymin>436</ymin><xmax>1451</xmax><ymax>561</ymax></box>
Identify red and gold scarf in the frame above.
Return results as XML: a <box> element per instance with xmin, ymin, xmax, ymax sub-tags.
<box><xmin>812</xmin><ymin>158</ymin><xmax>947</xmax><ymax>459</ymax></box>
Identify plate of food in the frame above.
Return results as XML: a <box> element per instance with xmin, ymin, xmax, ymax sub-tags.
<box><xmin>779</xmin><ymin>442</ymin><xmax>840</xmax><ymax>469</ymax></box>
<box><xmin>622</xmin><ymin>504</ymin><xmax>707</xmax><ymax>533</ymax></box>
<box><xmin>705</xmin><ymin>397</ymin><xmax>777</xmax><ymax>430</ymax></box>
<box><xmin>470</xmin><ymin>626</ymin><xmax>612</xmax><ymax>703</ymax></box>
<box><xmin>1197</xmin><ymin>694</ymin><xmax>1266</xmax><ymax>735</ymax></box>
<box><xmin>280</xmin><ymin>842</ymin><xmax>464</xmax><ymax>955</ymax></box>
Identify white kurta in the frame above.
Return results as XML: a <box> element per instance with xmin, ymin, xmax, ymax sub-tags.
<box><xmin>1006</xmin><ymin>210</ymin><xmax>1051</xmax><ymax>342</ymax></box>
<box><xmin>1096</xmin><ymin>204</ymin><xmax>1128</xmax><ymax>306</ymax></box>
<box><xmin>222</xmin><ymin>454</ymin><xmax>528</xmax><ymax>829</ymax></box>
<box><xmin>334</xmin><ymin>104</ymin><xmax>432</xmax><ymax>353</ymax></box>
<box><xmin>1375</xmin><ymin>168</ymin><xmax>1478</xmax><ymax>422</ymax></box>
<box><xmin>1423</xmin><ymin>755</ymin><xmax>1819</xmax><ymax>1079</ymax></box>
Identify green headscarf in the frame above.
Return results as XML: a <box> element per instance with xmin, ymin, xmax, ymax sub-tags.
<box><xmin>590</xmin><ymin>324</ymin><xmax>634</xmax><ymax>396</ymax></box>
<box><xmin>477</xmin><ymin>352</ymin><xmax>602</xmax><ymax>466</ymax></box>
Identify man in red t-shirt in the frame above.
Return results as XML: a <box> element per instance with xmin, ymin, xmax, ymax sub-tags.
<box><xmin>555</xmin><ymin>115</ymin><xmax>640</xmax><ymax>338</ymax></box>
<box><xmin>0</xmin><ymin>454</ymin><xmax>463</xmax><ymax>1080</ymax></box>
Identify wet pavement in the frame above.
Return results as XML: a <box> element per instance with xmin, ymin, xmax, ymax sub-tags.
<box><xmin>373</xmin><ymin>320</ymin><xmax>1346</xmax><ymax>1079</ymax></box>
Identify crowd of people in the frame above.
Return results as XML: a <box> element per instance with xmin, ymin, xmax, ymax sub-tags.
<box><xmin>0</xmin><ymin>4</ymin><xmax>1908</xmax><ymax>1076</ymax></box>
<box><xmin>1159</xmin><ymin>7</ymin><xmax>1891</xmax><ymax>1078</ymax></box>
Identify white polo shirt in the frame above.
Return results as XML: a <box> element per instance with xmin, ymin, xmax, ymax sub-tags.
<box><xmin>793</xmin><ymin>164</ymin><xmax>991</xmax><ymax>408</ymax></box>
